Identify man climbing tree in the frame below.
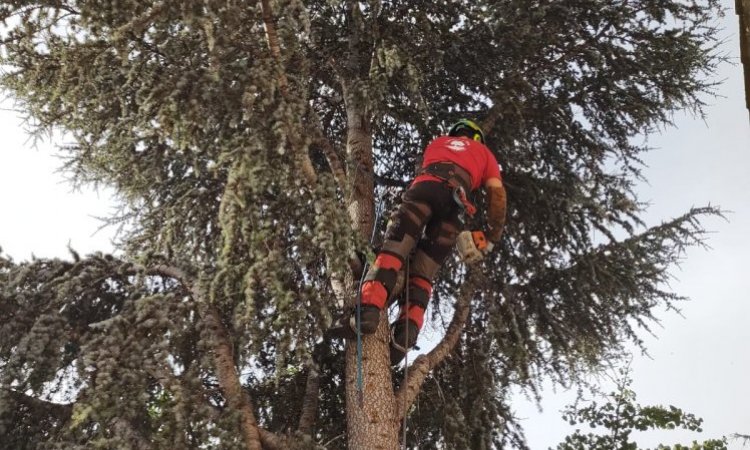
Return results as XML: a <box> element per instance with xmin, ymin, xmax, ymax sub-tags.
<box><xmin>332</xmin><ymin>119</ymin><xmax>507</xmax><ymax>365</ymax></box>
<box><xmin>0</xmin><ymin>1</ymin><xmax>725</xmax><ymax>449</ymax></box>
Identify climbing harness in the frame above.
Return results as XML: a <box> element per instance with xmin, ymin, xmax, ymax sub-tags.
<box><xmin>418</xmin><ymin>162</ymin><xmax>477</xmax><ymax>216</ymax></box>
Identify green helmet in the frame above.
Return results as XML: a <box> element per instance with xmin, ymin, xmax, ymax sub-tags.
<box><xmin>448</xmin><ymin>119</ymin><xmax>485</xmax><ymax>144</ymax></box>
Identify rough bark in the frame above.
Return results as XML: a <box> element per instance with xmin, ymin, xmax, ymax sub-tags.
<box><xmin>297</xmin><ymin>363</ymin><xmax>320</xmax><ymax>435</ymax></box>
<box><xmin>343</xmin><ymin>89</ymin><xmax>400</xmax><ymax>449</ymax></box>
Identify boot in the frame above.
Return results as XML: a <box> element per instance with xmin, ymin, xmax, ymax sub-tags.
<box><xmin>328</xmin><ymin>304</ymin><xmax>381</xmax><ymax>340</ymax></box>
<box><xmin>389</xmin><ymin>318</ymin><xmax>419</xmax><ymax>365</ymax></box>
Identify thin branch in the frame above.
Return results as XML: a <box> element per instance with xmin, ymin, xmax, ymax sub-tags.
<box><xmin>146</xmin><ymin>263</ymin><xmax>272</xmax><ymax>450</ymax></box>
<box><xmin>258</xmin><ymin>0</ymin><xmax>318</xmax><ymax>185</ymax></box>
<box><xmin>296</xmin><ymin>363</ymin><xmax>320</xmax><ymax>435</ymax></box>
<box><xmin>732</xmin><ymin>434</ymin><xmax>750</xmax><ymax>447</ymax></box>
<box><xmin>375</xmin><ymin>174</ymin><xmax>408</xmax><ymax>188</ymax></box>
<box><xmin>394</xmin><ymin>270</ymin><xmax>479</xmax><ymax>418</ymax></box>
<box><xmin>2</xmin><ymin>388</ymin><xmax>73</xmax><ymax>419</ymax></box>
<box><xmin>259</xmin><ymin>0</ymin><xmax>289</xmax><ymax>93</ymax></box>
<box><xmin>312</xmin><ymin>128</ymin><xmax>348</xmax><ymax>190</ymax></box>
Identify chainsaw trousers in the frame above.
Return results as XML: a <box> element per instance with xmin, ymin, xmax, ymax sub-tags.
<box><xmin>361</xmin><ymin>180</ymin><xmax>462</xmax><ymax>330</ymax></box>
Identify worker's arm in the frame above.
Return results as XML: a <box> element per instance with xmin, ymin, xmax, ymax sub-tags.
<box><xmin>483</xmin><ymin>176</ymin><xmax>506</xmax><ymax>242</ymax></box>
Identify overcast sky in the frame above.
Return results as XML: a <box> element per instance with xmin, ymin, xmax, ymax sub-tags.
<box><xmin>515</xmin><ymin>4</ymin><xmax>750</xmax><ymax>448</ymax></box>
<box><xmin>0</xmin><ymin>3</ymin><xmax>748</xmax><ymax>449</ymax></box>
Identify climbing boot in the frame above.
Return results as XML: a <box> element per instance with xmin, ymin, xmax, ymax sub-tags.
<box><xmin>389</xmin><ymin>318</ymin><xmax>419</xmax><ymax>365</ymax></box>
<box><xmin>328</xmin><ymin>304</ymin><xmax>381</xmax><ymax>340</ymax></box>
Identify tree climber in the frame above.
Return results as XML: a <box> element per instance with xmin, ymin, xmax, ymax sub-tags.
<box><xmin>333</xmin><ymin>119</ymin><xmax>507</xmax><ymax>365</ymax></box>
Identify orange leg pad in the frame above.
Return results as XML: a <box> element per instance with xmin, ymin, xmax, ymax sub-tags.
<box><xmin>399</xmin><ymin>304</ymin><xmax>426</xmax><ymax>330</ymax></box>
<box><xmin>361</xmin><ymin>280</ymin><xmax>388</xmax><ymax>309</ymax></box>
<box><xmin>409</xmin><ymin>276</ymin><xmax>432</xmax><ymax>295</ymax></box>
<box><xmin>375</xmin><ymin>253</ymin><xmax>403</xmax><ymax>270</ymax></box>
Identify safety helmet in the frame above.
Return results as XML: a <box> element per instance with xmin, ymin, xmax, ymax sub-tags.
<box><xmin>448</xmin><ymin>119</ymin><xmax>485</xmax><ymax>144</ymax></box>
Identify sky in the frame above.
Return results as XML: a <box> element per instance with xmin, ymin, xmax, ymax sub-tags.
<box><xmin>0</xmin><ymin>3</ymin><xmax>748</xmax><ymax>449</ymax></box>
<box><xmin>513</xmin><ymin>4</ymin><xmax>750</xmax><ymax>448</ymax></box>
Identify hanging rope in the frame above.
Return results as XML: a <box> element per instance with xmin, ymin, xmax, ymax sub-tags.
<box><xmin>401</xmin><ymin>258</ymin><xmax>410</xmax><ymax>450</ymax></box>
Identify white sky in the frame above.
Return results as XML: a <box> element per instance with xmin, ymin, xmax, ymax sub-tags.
<box><xmin>0</xmin><ymin>4</ymin><xmax>748</xmax><ymax>449</ymax></box>
<box><xmin>515</xmin><ymin>5</ymin><xmax>750</xmax><ymax>448</ymax></box>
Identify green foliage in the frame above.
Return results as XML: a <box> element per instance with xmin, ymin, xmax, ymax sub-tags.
<box><xmin>0</xmin><ymin>0</ymin><xmax>725</xmax><ymax>448</ymax></box>
<box><xmin>555</xmin><ymin>370</ymin><xmax>728</xmax><ymax>450</ymax></box>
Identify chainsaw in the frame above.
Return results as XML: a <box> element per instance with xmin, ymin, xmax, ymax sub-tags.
<box><xmin>456</xmin><ymin>230</ymin><xmax>493</xmax><ymax>264</ymax></box>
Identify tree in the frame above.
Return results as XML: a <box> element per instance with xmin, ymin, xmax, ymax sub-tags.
<box><xmin>731</xmin><ymin>434</ymin><xmax>750</xmax><ymax>447</ymax></box>
<box><xmin>0</xmin><ymin>1</ymin><xmax>724</xmax><ymax>449</ymax></box>
<box><xmin>555</xmin><ymin>369</ymin><xmax>727</xmax><ymax>450</ymax></box>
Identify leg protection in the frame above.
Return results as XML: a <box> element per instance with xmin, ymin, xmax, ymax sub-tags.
<box><xmin>361</xmin><ymin>253</ymin><xmax>402</xmax><ymax>309</ymax></box>
<box><xmin>402</xmin><ymin>276</ymin><xmax>432</xmax><ymax>310</ymax></box>
<box><xmin>410</xmin><ymin>218</ymin><xmax>460</xmax><ymax>282</ymax></box>
<box><xmin>362</xmin><ymin>186</ymin><xmax>433</xmax><ymax>309</ymax></box>
<box><xmin>398</xmin><ymin>303</ymin><xmax>426</xmax><ymax>330</ymax></box>
<box><xmin>398</xmin><ymin>218</ymin><xmax>459</xmax><ymax>330</ymax></box>
<box><xmin>380</xmin><ymin>195</ymin><xmax>431</xmax><ymax>257</ymax></box>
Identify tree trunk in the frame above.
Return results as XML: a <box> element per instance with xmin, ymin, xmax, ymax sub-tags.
<box><xmin>343</xmin><ymin>92</ymin><xmax>400</xmax><ymax>450</ymax></box>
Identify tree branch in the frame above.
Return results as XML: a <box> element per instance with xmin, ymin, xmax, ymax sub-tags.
<box><xmin>258</xmin><ymin>0</ymin><xmax>318</xmax><ymax>185</ymax></box>
<box><xmin>258</xmin><ymin>427</ymin><xmax>291</xmax><ymax>450</ymax></box>
<box><xmin>2</xmin><ymin>388</ymin><xmax>73</xmax><ymax>420</ymax></box>
<box><xmin>394</xmin><ymin>270</ymin><xmax>479</xmax><ymax>418</ymax></box>
<box><xmin>297</xmin><ymin>363</ymin><xmax>320</xmax><ymax>435</ymax></box>
<box><xmin>312</xmin><ymin>127</ymin><xmax>348</xmax><ymax>190</ymax></box>
<box><xmin>146</xmin><ymin>263</ymin><xmax>277</xmax><ymax>450</ymax></box>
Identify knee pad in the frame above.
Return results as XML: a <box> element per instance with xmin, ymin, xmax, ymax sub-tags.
<box><xmin>383</xmin><ymin>200</ymin><xmax>430</xmax><ymax>245</ymax></box>
<box><xmin>362</xmin><ymin>253</ymin><xmax>403</xmax><ymax>308</ymax></box>
<box><xmin>398</xmin><ymin>304</ymin><xmax>426</xmax><ymax>330</ymax></box>
<box><xmin>399</xmin><ymin>276</ymin><xmax>432</xmax><ymax>310</ymax></box>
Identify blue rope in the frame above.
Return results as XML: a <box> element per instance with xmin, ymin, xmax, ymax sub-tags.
<box><xmin>356</xmin><ymin>191</ymin><xmax>386</xmax><ymax>406</ymax></box>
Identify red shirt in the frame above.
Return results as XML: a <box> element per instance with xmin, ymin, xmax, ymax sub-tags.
<box><xmin>417</xmin><ymin>136</ymin><xmax>502</xmax><ymax>190</ymax></box>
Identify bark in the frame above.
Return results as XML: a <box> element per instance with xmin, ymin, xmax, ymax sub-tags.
<box><xmin>258</xmin><ymin>428</ymin><xmax>290</xmax><ymax>450</ymax></box>
<box><xmin>297</xmin><ymin>363</ymin><xmax>320</xmax><ymax>435</ymax></box>
<box><xmin>342</xmin><ymin>87</ymin><xmax>400</xmax><ymax>449</ymax></box>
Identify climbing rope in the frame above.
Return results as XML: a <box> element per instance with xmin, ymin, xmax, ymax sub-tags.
<box><xmin>401</xmin><ymin>258</ymin><xmax>410</xmax><ymax>449</ymax></box>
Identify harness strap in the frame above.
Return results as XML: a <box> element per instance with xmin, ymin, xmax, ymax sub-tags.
<box><xmin>418</xmin><ymin>162</ymin><xmax>477</xmax><ymax>217</ymax></box>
